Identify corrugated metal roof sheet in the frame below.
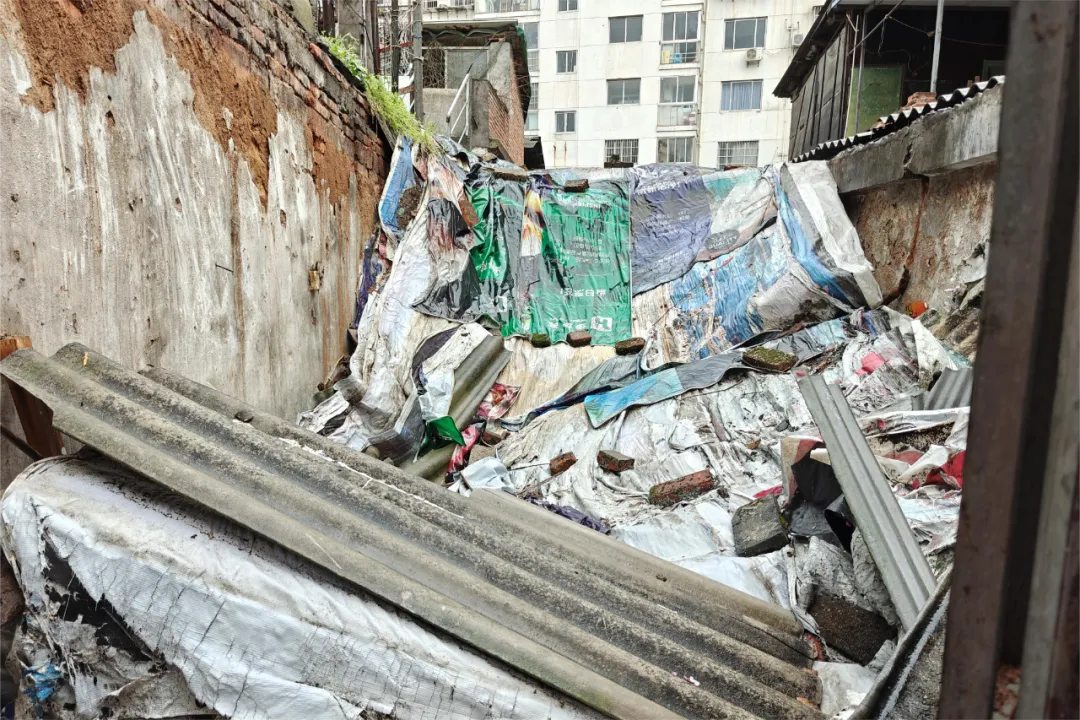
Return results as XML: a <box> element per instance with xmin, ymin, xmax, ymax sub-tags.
<box><xmin>912</xmin><ymin>368</ymin><xmax>974</xmax><ymax>411</ymax></box>
<box><xmin>1</xmin><ymin>343</ymin><xmax>824</xmax><ymax>720</ymax></box>
<box><xmin>792</xmin><ymin>76</ymin><xmax>1005</xmax><ymax>163</ymax></box>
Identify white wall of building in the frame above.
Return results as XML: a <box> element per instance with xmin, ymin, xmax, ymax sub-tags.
<box><xmin>423</xmin><ymin>0</ymin><xmax>815</xmax><ymax>168</ymax></box>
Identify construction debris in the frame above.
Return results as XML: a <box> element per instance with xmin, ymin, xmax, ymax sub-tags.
<box><xmin>549</xmin><ymin>452</ymin><xmax>577</xmax><ymax>476</ymax></box>
<box><xmin>615</xmin><ymin>337</ymin><xmax>646</xmax><ymax>355</ymax></box>
<box><xmin>733</xmin><ymin>496</ymin><xmax>789</xmax><ymax>557</ymax></box>
<box><xmin>743</xmin><ymin>346</ymin><xmax>797</xmax><ymax>373</ymax></box>
<box><xmin>597</xmin><ymin>449</ymin><xmax>634</xmax><ymax>474</ymax></box>
<box><xmin>567</xmin><ymin>330</ymin><xmax>592</xmax><ymax>347</ymax></box>
<box><xmin>649</xmin><ymin>470</ymin><xmax>716</xmax><ymax>507</ymax></box>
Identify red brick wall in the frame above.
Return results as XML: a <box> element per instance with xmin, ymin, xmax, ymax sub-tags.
<box><xmin>488</xmin><ymin>81</ymin><xmax>524</xmax><ymax>166</ymax></box>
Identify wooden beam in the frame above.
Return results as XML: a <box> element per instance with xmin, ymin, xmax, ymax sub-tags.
<box><xmin>0</xmin><ymin>336</ymin><xmax>63</xmax><ymax>458</ymax></box>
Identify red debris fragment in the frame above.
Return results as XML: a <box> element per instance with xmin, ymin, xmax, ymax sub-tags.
<box><xmin>549</xmin><ymin>452</ymin><xmax>577</xmax><ymax>476</ymax></box>
<box><xmin>648</xmin><ymin>470</ymin><xmax>715</xmax><ymax>507</ymax></box>
<box><xmin>597</xmin><ymin>449</ymin><xmax>634</xmax><ymax>474</ymax></box>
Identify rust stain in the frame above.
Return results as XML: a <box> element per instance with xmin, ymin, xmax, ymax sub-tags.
<box><xmin>229</xmin><ymin>160</ymin><xmax>247</xmax><ymax>399</ymax></box>
<box><xmin>307</xmin><ymin>108</ymin><xmax>355</xmax><ymax>210</ymax></box>
<box><xmin>14</xmin><ymin>0</ymin><xmax>277</xmax><ymax>205</ymax></box>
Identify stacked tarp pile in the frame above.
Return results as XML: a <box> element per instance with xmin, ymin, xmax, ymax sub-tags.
<box><xmin>300</xmin><ymin>137</ymin><xmax>972</xmax><ymax>713</ymax></box>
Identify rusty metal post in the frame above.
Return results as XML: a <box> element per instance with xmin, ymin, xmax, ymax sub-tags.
<box><xmin>938</xmin><ymin>2</ymin><xmax>1078</xmax><ymax>717</ymax></box>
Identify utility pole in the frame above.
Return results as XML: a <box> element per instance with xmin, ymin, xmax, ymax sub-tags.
<box><xmin>390</xmin><ymin>0</ymin><xmax>400</xmax><ymax>91</ymax></box>
<box><xmin>413</xmin><ymin>0</ymin><xmax>424</xmax><ymax>121</ymax></box>
<box><xmin>930</xmin><ymin>0</ymin><xmax>944</xmax><ymax>93</ymax></box>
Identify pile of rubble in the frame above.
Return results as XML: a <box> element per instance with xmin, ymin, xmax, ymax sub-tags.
<box><xmin>0</xmin><ymin>135</ymin><xmax>980</xmax><ymax>719</ymax></box>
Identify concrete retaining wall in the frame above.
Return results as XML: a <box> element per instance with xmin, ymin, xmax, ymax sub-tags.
<box><xmin>0</xmin><ymin>0</ymin><xmax>387</xmax><ymax>483</ymax></box>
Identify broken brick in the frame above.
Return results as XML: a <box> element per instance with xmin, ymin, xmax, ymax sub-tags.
<box><xmin>530</xmin><ymin>333</ymin><xmax>552</xmax><ymax>348</ymax></box>
<box><xmin>549</xmin><ymin>452</ymin><xmax>577</xmax><ymax>476</ymax></box>
<box><xmin>563</xmin><ymin>178</ymin><xmax>589</xmax><ymax>192</ymax></box>
<box><xmin>743</xmin><ymin>346</ymin><xmax>797</xmax><ymax>373</ymax></box>
<box><xmin>482</xmin><ymin>424</ymin><xmax>508</xmax><ymax>445</ymax></box>
<box><xmin>615</xmin><ymin>337</ymin><xmax>646</xmax><ymax>355</ymax></box>
<box><xmin>648</xmin><ymin>470</ymin><xmax>715</xmax><ymax>507</ymax></box>
<box><xmin>567</xmin><ymin>330</ymin><xmax>592</xmax><ymax>347</ymax></box>
<box><xmin>597</xmin><ymin>449</ymin><xmax>634</xmax><ymax>474</ymax></box>
<box><xmin>732</xmin><ymin>495</ymin><xmax>788</xmax><ymax>557</ymax></box>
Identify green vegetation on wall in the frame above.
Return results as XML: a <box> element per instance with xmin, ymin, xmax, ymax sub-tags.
<box><xmin>323</xmin><ymin>34</ymin><xmax>435</xmax><ymax>151</ymax></box>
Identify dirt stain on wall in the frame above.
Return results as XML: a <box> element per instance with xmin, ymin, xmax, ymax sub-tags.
<box><xmin>14</xmin><ymin>0</ymin><xmax>277</xmax><ymax>205</ymax></box>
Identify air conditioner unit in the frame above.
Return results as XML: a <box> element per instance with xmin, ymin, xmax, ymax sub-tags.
<box><xmin>792</xmin><ymin>32</ymin><xmax>805</xmax><ymax>47</ymax></box>
<box><xmin>746</xmin><ymin>48</ymin><xmax>763</xmax><ymax>63</ymax></box>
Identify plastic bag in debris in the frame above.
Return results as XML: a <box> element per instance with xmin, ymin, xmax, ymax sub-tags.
<box><xmin>631</xmin><ymin>162</ymin><xmax>882</xmax><ymax>366</ymax></box>
<box><xmin>813</xmin><ymin>661</ymin><xmax>877</xmax><ymax>717</ymax></box>
<box><xmin>414</xmin><ymin>154</ymin><xmax>633</xmax><ymax>345</ymax></box>
<box><xmin>628</xmin><ymin>164</ymin><xmax>776</xmax><ymax>294</ymax></box>
<box><xmin>527</xmin><ymin>498</ymin><xmax>611</xmax><ymax>534</ymax></box>
<box><xmin>1</xmin><ymin>456</ymin><xmax>601</xmax><ymax>720</ymax></box>
<box><xmin>378</xmin><ymin>136</ymin><xmax>418</xmax><ymax>238</ymax></box>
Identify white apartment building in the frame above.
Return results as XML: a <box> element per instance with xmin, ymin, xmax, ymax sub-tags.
<box><xmin>422</xmin><ymin>0</ymin><xmax>816</xmax><ymax>168</ymax></box>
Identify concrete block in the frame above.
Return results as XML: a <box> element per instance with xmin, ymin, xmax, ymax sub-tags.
<box><xmin>567</xmin><ymin>330</ymin><xmax>592</xmax><ymax>347</ymax></box>
<box><xmin>492</xmin><ymin>165</ymin><xmax>528</xmax><ymax>182</ymax></box>
<box><xmin>732</xmin><ymin>496</ymin><xmax>788</xmax><ymax>557</ymax></box>
<box><xmin>649</xmin><ymin>470</ymin><xmax>715</xmax><ymax>507</ymax></box>
<box><xmin>808</xmin><ymin>592</ymin><xmax>896</xmax><ymax>665</ymax></box>
<box><xmin>597</xmin><ymin>449</ymin><xmax>634</xmax><ymax>474</ymax></box>
<box><xmin>615</xmin><ymin>337</ymin><xmax>646</xmax><ymax>355</ymax></box>
<box><xmin>530</xmin><ymin>333</ymin><xmax>551</xmax><ymax>348</ymax></box>
<box><xmin>563</xmin><ymin>178</ymin><xmax>589</xmax><ymax>192</ymax></box>
<box><xmin>549</xmin><ymin>452</ymin><xmax>577</xmax><ymax>476</ymax></box>
<box><xmin>743</xmin><ymin>346</ymin><xmax>796</xmax><ymax>373</ymax></box>
<box><xmin>482</xmin><ymin>424</ymin><xmax>507</xmax><ymax>445</ymax></box>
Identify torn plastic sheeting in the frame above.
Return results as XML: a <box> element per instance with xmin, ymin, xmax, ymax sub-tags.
<box><xmin>813</xmin><ymin>661</ymin><xmax>876</xmax><ymax>718</ymax></box>
<box><xmin>2</xmin><ymin>455</ymin><xmax>603</xmax><ymax>720</ymax></box>
<box><xmin>378</xmin><ymin>136</ymin><xmax>417</xmax><ymax>238</ymax></box>
<box><xmin>526</xmin><ymin>498</ymin><xmax>611</xmax><ymax>535</ymax></box>
<box><xmin>583</xmin><ymin>352</ymin><xmax>745</xmax><ymax>427</ymax></box>
<box><xmin>628</xmin><ymin>164</ymin><xmax>776</xmax><ymax>294</ymax></box>
<box><xmin>415</xmin><ymin>156</ymin><xmax>634</xmax><ymax>345</ymax></box>
<box><xmin>477</xmin><ymin>382</ymin><xmax>520</xmax><ymax>420</ymax></box>
<box><xmin>630</xmin><ymin>162</ymin><xmax>881</xmax><ymax>366</ymax></box>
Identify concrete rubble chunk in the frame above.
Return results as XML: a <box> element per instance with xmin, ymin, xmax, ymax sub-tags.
<box><xmin>808</xmin><ymin>593</ymin><xmax>896</xmax><ymax>665</ymax></box>
<box><xmin>549</xmin><ymin>452</ymin><xmax>577</xmax><ymax>476</ymax></box>
<box><xmin>492</xmin><ymin>165</ymin><xmax>529</xmax><ymax>182</ymax></box>
<box><xmin>743</xmin><ymin>346</ymin><xmax>797</xmax><ymax>373</ymax></box>
<box><xmin>648</xmin><ymin>470</ymin><xmax>715</xmax><ymax>507</ymax></box>
<box><xmin>597</xmin><ymin>449</ymin><xmax>634</xmax><ymax>474</ymax></box>
<box><xmin>563</xmin><ymin>178</ymin><xmax>589</xmax><ymax>192</ymax></box>
<box><xmin>567</xmin><ymin>330</ymin><xmax>592</xmax><ymax>347</ymax></box>
<box><xmin>732</xmin><ymin>496</ymin><xmax>789</xmax><ymax>557</ymax></box>
<box><xmin>615</xmin><ymin>337</ymin><xmax>646</xmax><ymax>355</ymax></box>
<box><xmin>530</xmin><ymin>333</ymin><xmax>552</xmax><ymax>348</ymax></box>
<box><xmin>482</xmin><ymin>423</ymin><xmax>508</xmax><ymax>445</ymax></box>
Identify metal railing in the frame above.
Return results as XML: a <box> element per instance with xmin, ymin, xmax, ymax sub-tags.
<box><xmin>660</xmin><ymin>42</ymin><xmax>698</xmax><ymax>64</ymax></box>
<box><xmin>657</xmin><ymin>103</ymin><xmax>696</xmax><ymax>127</ymax></box>
<box><xmin>446</xmin><ymin>74</ymin><xmax>471</xmax><ymax>144</ymax></box>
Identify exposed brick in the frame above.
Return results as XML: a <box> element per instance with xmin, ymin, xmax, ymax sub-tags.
<box><xmin>567</xmin><ymin>330</ymin><xmax>592</xmax><ymax>347</ymax></box>
<box><xmin>250</xmin><ymin>24</ymin><xmax>267</xmax><ymax>47</ymax></box>
<box><xmin>269</xmin><ymin>56</ymin><xmax>287</xmax><ymax>80</ymax></box>
<box><xmin>615</xmin><ymin>337</ymin><xmax>646</xmax><ymax>355</ymax></box>
<box><xmin>648</xmin><ymin>469</ymin><xmax>715</xmax><ymax>507</ymax></box>
<box><xmin>315</xmin><ymin>100</ymin><xmax>331</xmax><ymax>121</ymax></box>
<box><xmin>743</xmin><ymin>346</ymin><xmax>797</xmax><ymax>373</ymax></box>
<box><xmin>549</xmin><ymin>452</ymin><xmax>577</xmax><ymax>476</ymax></box>
<box><xmin>482</xmin><ymin>424</ymin><xmax>508</xmax><ymax>445</ymax></box>
<box><xmin>597</xmin><ymin>449</ymin><xmax>634</xmax><ymax>474</ymax></box>
<box><xmin>222</xmin><ymin>0</ymin><xmax>246</xmax><ymax>26</ymax></box>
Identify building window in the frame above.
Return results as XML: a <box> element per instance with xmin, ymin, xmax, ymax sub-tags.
<box><xmin>609</xmin><ymin>15</ymin><xmax>643</xmax><ymax>43</ymax></box>
<box><xmin>558</xmin><ymin>0</ymin><xmax>577</xmax><ymax>11</ymax></box>
<box><xmin>724</xmin><ymin>17</ymin><xmax>767</xmax><ymax>50</ymax></box>
<box><xmin>488</xmin><ymin>0</ymin><xmax>539</xmax><ymax>11</ymax></box>
<box><xmin>658</xmin><ymin>137</ymin><xmax>695</xmax><ymax>164</ymax></box>
<box><xmin>555</xmin><ymin>111</ymin><xmax>576</xmax><ymax>133</ymax></box>
<box><xmin>721</xmin><ymin>80</ymin><xmax>763</xmax><ymax>111</ymax></box>
<box><xmin>605</xmin><ymin>139</ymin><xmax>639</xmax><ymax>165</ymax></box>
<box><xmin>521</xmin><ymin>22</ymin><xmax>538</xmax><ymax>74</ymax></box>
<box><xmin>607</xmin><ymin>78</ymin><xmax>641</xmax><ymax>105</ymax></box>
<box><xmin>526</xmin><ymin>82</ymin><xmax>539</xmax><ymax>132</ymax></box>
<box><xmin>556</xmin><ymin>50</ymin><xmax>577</xmax><ymax>74</ymax></box>
<box><xmin>658</xmin><ymin>75</ymin><xmax>696</xmax><ymax>126</ymax></box>
<box><xmin>717</xmin><ymin>140</ymin><xmax>759</xmax><ymax>167</ymax></box>
<box><xmin>661</xmin><ymin>11</ymin><xmax>699</xmax><ymax>64</ymax></box>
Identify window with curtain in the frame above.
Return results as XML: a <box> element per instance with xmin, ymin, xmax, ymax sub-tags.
<box><xmin>661</xmin><ymin>11</ymin><xmax>699</xmax><ymax>64</ymax></box>
<box><xmin>721</xmin><ymin>80</ymin><xmax>763</xmax><ymax>110</ymax></box>
<box><xmin>724</xmin><ymin>18</ymin><xmax>767</xmax><ymax>50</ymax></box>
<box><xmin>609</xmin><ymin>15</ymin><xmax>643</xmax><ymax>43</ymax></box>
<box><xmin>555</xmin><ymin>111</ymin><xmax>576</xmax><ymax>133</ymax></box>
<box><xmin>658</xmin><ymin>137</ymin><xmax>694</xmax><ymax>163</ymax></box>
<box><xmin>607</xmin><ymin>78</ymin><xmax>641</xmax><ymax>105</ymax></box>
<box><xmin>604</xmin><ymin>139</ymin><xmax>639</xmax><ymax>165</ymax></box>
<box><xmin>556</xmin><ymin>50</ymin><xmax>577</xmax><ymax>73</ymax></box>
<box><xmin>717</xmin><ymin>140</ymin><xmax>759</xmax><ymax>167</ymax></box>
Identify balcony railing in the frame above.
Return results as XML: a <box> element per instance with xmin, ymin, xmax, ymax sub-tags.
<box><xmin>660</xmin><ymin>41</ymin><xmax>698</xmax><ymax>65</ymax></box>
<box><xmin>476</xmin><ymin>0</ymin><xmax>539</xmax><ymax>13</ymax></box>
<box><xmin>658</xmin><ymin>103</ymin><xmax>696</xmax><ymax>127</ymax></box>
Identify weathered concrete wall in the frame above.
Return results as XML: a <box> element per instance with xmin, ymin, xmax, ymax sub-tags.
<box><xmin>833</xmin><ymin>84</ymin><xmax>999</xmax><ymax>317</ymax></box>
<box><xmin>1</xmin><ymin>0</ymin><xmax>387</xmax><ymax>482</ymax></box>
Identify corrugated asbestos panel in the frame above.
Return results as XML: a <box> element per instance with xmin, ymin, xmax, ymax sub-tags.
<box><xmin>912</xmin><ymin>368</ymin><xmax>974</xmax><ymax>411</ymax></box>
<box><xmin>1</xmin><ymin>344</ymin><xmax>824</xmax><ymax>720</ymax></box>
<box><xmin>792</xmin><ymin>76</ymin><xmax>1005</xmax><ymax>163</ymax></box>
<box><xmin>798</xmin><ymin>375</ymin><xmax>936</xmax><ymax>630</ymax></box>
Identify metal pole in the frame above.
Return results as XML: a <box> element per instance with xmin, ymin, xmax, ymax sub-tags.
<box><xmin>854</xmin><ymin>8</ymin><xmax>866</xmax><ymax>132</ymax></box>
<box><xmin>390</xmin><ymin>0</ymin><xmax>400</xmax><ymax>91</ymax></box>
<box><xmin>846</xmin><ymin>12</ymin><xmax>860</xmax><ymax>135</ymax></box>
<box><xmin>412</xmin><ymin>0</ymin><xmax>424</xmax><ymax>121</ymax></box>
<box><xmin>929</xmin><ymin>0</ymin><xmax>944</xmax><ymax>93</ymax></box>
